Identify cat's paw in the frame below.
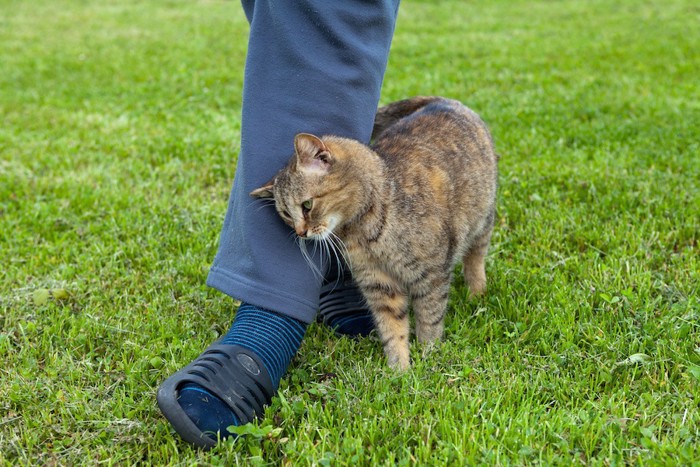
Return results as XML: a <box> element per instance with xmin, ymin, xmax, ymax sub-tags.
<box><xmin>467</xmin><ymin>280</ymin><xmax>487</xmax><ymax>298</ymax></box>
<box><xmin>388</xmin><ymin>358</ymin><xmax>411</xmax><ymax>371</ymax></box>
<box><xmin>386</xmin><ymin>350</ymin><xmax>411</xmax><ymax>371</ymax></box>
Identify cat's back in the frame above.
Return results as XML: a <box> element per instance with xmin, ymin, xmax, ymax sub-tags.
<box><xmin>370</xmin><ymin>97</ymin><xmax>497</xmax><ymax>216</ymax></box>
<box><xmin>357</xmin><ymin>97</ymin><xmax>497</xmax><ymax>283</ymax></box>
<box><xmin>371</xmin><ymin>97</ymin><xmax>496</xmax><ymax>177</ymax></box>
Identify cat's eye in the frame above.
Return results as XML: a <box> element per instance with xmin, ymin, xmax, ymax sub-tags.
<box><xmin>301</xmin><ymin>199</ymin><xmax>313</xmax><ymax>211</ymax></box>
<box><xmin>281</xmin><ymin>210</ymin><xmax>291</xmax><ymax>219</ymax></box>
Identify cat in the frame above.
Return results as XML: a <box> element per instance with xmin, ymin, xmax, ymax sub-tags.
<box><xmin>251</xmin><ymin>96</ymin><xmax>498</xmax><ymax>370</ymax></box>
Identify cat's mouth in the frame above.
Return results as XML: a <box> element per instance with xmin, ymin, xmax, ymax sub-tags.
<box><xmin>297</xmin><ymin>214</ymin><xmax>348</xmax><ymax>279</ymax></box>
<box><xmin>303</xmin><ymin>215</ymin><xmax>340</xmax><ymax>241</ymax></box>
<box><xmin>305</xmin><ymin>226</ymin><xmax>332</xmax><ymax>241</ymax></box>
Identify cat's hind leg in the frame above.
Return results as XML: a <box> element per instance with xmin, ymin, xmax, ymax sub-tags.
<box><xmin>462</xmin><ymin>228</ymin><xmax>492</xmax><ymax>298</ymax></box>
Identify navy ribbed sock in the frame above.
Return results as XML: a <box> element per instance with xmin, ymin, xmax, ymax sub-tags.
<box><xmin>177</xmin><ymin>303</ymin><xmax>307</xmax><ymax>439</ymax></box>
<box><xmin>318</xmin><ymin>259</ymin><xmax>374</xmax><ymax>337</ymax></box>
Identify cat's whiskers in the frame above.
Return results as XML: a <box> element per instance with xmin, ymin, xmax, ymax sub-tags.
<box><xmin>322</xmin><ymin>235</ymin><xmax>344</xmax><ymax>291</ymax></box>
<box><xmin>317</xmin><ymin>238</ymin><xmax>334</xmax><ymax>279</ymax></box>
<box><xmin>327</xmin><ymin>230</ymin><xmax>350</xmax><ymax>272</ymax></box>
<box><xmin>298</xmin><ymin>237</ymin><xmax>324</xmax><ymax>280</ymax></box>
<box><xmin>294</xmin><ymin>227</ymin><xmax>349</xmax><ymax>284</ymax></box>
<box><xmin>306</xmin><ymin>228</ymin><xmax>350</xmax><ymax>292</ymax></box>
<box><xmin>248</xmin><ymin>198</ymin><xmax>277</xmax><ymax>213</ymax></box>
<box><xmin>318</xmin><ymin>237</ymin><xmax>332</xmax><ymax>277</ymax></box>
<box><xmin>325</xmin><ymin>236</ymin><xmax>340</xmax><ymax>277</ymax></box>
<box><xmin>322</xmin><ymin>236</ymin><xmax>341</xmax><ymax>275</ymax></box>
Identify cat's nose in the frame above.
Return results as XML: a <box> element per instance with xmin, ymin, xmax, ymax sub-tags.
<box><xmin>296</xmin><ymin>227</ymin><xmax>308</xmax><ymax>238</ymax></box>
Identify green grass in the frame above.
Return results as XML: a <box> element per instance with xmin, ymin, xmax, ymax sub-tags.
<box><xmin>1</xmin><ymin>0</ymin><xmax>698</xmax><ymax>464</ymax></box>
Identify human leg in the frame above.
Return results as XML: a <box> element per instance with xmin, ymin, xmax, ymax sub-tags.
<box><xmin>207</xmin><ymin>0</ymin><xmax>401</xmax><ymax>317</ymax></box>
<box><xmin>158</xmin><ymin>0</ymin><xmax>400</xmax><ymax>447</ymax></box>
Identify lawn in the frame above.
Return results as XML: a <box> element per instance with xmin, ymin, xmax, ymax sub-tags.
<box><xmin>1</xmin><ymin>0</ymin><xmax>699</xmax><ymax>464</ymax></box>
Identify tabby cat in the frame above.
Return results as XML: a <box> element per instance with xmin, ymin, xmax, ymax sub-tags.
<box><xmin>251</xmin><ymin>96</ymin><xmax>498</xmax><ymax>370</ymax></box>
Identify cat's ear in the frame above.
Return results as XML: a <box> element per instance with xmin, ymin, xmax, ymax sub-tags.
<box><xmin>295</xmin><ymin>133</ymin><xmax>332</xmax><ymax>174</ymax></box>
<box><xmin>250</xmin><ymin>178</ymin><xmax>275</xmax><ymax>199</ymax></box>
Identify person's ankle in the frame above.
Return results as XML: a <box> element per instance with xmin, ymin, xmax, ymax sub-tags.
<box><xmin>176</xmin><ymin>303</ymin><xmax>307</xmax><ymax>440</ymax></box>
<box><xmin>319</xmin><ymin>262</ymin><xmax>374</xmax><ymax>337</ymax></box>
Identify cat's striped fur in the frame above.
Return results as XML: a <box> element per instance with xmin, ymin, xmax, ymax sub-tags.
<box><xmin>251</xmin><ymin>96</ymin><xmax>498</xmax><ymax>370</ymax></box>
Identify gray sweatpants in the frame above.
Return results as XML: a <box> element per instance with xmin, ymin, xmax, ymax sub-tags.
<box><xmin>207</xmin><ymin>0</ymin><xmax>400</xmax><ymax>323</ymax></box>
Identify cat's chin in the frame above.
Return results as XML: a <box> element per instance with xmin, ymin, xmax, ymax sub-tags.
<box><xmin>307</xmin><ymin>226</ymin><xmax>334</xmax><ymax>242</ymax></box>
<box><xmin>307</xmin><ymin>215</ymin><xmax>340</xmax><ymax>242</ymax></box>
<box><xmin>307</xmin><ymin>230</ymin><xmax>330</xmax><ymax>241</ymax></box>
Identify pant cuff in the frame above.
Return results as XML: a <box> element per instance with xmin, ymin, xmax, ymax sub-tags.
<box><xmin>206</xmin><ymin>266</ymin><xmax>319</xmax><ymax>324</ymax></box>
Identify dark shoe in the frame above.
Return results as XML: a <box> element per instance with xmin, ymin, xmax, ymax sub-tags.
<box><xmin>157</xmin><ymin>343</ymin><xmax>274</xmax><ymax>449</ymax></box>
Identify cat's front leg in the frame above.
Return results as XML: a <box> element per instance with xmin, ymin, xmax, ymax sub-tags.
<box><xmin>356</xmin><ymin>269</ymin><xmax>410</xmax><ymax>370</ymax></box>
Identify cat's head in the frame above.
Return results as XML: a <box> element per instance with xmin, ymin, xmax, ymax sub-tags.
<box><xmin>250</xmin><ymin>133</ymin><xmax>366</xmax><ymax>240</ymax></box>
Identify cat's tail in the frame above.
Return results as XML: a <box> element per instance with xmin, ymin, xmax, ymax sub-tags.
<box><xmin>371</xmin><ymin>96</ymin><xmax>445</xmax><ymax>141</ymax></box>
